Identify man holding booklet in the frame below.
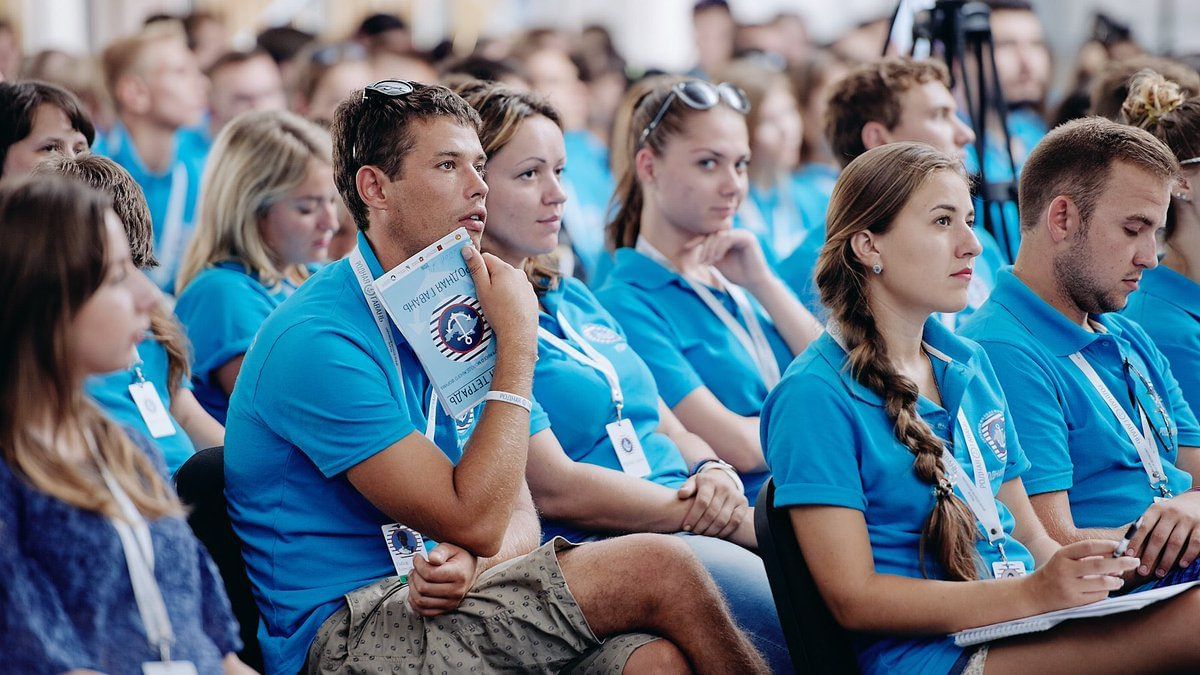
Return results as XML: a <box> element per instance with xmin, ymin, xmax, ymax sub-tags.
<box><xmin>223</xmin><ymin>80</ymin><xmax>765</xmax><ymax>674</ymax></box>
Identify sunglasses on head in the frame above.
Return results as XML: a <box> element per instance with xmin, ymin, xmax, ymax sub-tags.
<box><xmin>353</xmin><ymin>80</ymin><xmax>418</xmax><ymax>161</ymax></box>
<box><xmin>638</xmin><ymin>80</ymin><xmax>750</xmax><ymax>147</ymax></box>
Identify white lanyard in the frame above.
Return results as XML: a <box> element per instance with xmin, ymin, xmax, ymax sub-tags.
<box><xmin>1068</xmin><ymin>352</ymin><xmax>1170</xmax><ymax>497</ymax></box>
<box><xmin>538</xmin><ymin>311</ymin><xmax>624</xmax><ymax>419</ymax></box>
<box><xmin>86</xmin><ymin>434</ymin><xmax>176</xmax><ymax>662</ymax></box>
<box><xmin>149</xmin><ymin>163</ymin><xmax>188</xmax><ymax>289</ymax></box>
<box><xmin>350</xmin><ymin>246</ymin><xmax>438</xmax><ymax>440</ymax></box>
<box><xmin>943</xmin><ymin>408</ymin><xmax>1007</xmax><ymax>554</ymax></box>
<box><xmin>634</xmin><ymin>237</ymin><xmax>781</xmax><ymax>388</ymax></box>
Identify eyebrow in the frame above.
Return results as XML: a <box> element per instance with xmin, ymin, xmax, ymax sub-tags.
<box><xmin>434</xmin><ymin>150</ymin><xmax>488</xmax><ymax>163</ymax></box>
<box><xmin>1126</xmin><ymin>214</ymin><xmax>1155</xmax><ymax>227</ymax></box>
<box><xmin>930</xmin><ymin>204</ymin><xmax>959</xmax><ymax>213</ymax></box>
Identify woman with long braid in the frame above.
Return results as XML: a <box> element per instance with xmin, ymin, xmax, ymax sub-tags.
<box><xmin>762</xmin><ymin>142</ymin><xmax>1200</xmax><ymax>674</ymax></box>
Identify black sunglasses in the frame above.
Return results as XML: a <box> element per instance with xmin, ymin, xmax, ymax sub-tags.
<box><xmin>638</xmin><ymin>80</ymin><xmax>750</xmax><ymax>147</ymax></box>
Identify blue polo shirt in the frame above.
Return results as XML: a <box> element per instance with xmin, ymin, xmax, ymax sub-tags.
<box><xmin>1126</xmin><ymin>266</ymin><xmax>1200</xmax><ymax>415</ymax></box>
<box><xmin>561</xmin><ymin>130</ymin><xmax>614</xmax><ymax>284</ymax></box>
<box><xmin>224</xmin><ymin>233</ymin><xmax>548</xmax><ymax>674</ymax></box>
<box><xmin>737</xmin><ymin>179</ymin><xmax>815</xmax><ymax>264</ymax></box>
<box><xmin>963</xmin><ymin>109</ymin><xmax>1045</xmax><ymax>264</ymax></box>
<box><xmin>763</xmin><ymin>319</ymin><xmax>1033</xmax><ymax>675</ymax></box>
<box><xmin>94</xmin><ymin>125</ymin><xmax>206</xmax><ymax>292</ymax></box>
<box><xmin>595</xmin><ymin>247</ymin><xmax>789</xmax><ymax>499</ymax></box>
<box><xmin>174</xmin><ymin>262</ymin><xmax>298</xmax><ymax>425</ymax></box>
<box><xmin>791</xmin><ymin>163</ymin><xmax>839</xmax><ymax>235</ymax></box>
<box><xmin>86</xmin><ymin>338</ymin><xmax>196</xmax><ymax>475</ymax></box>
<box><xmin>959</xmin><ymin>269</ymin><xmax>1200</xmax><ymax>528</ymax></box>
<box><xmin>777</xmin><ymin>225</ymin><xmax>1008</xmax><ymax>331</ymax></box>
<box><xmin>535</xmin><ymin>278</ymin><xmax>690</xmax><ymax>541</ymax></box>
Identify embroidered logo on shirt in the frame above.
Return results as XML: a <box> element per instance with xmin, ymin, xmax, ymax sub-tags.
<box><xmin>980</xmin><ymin>410</ymin><xmax>1007</xmax><ymax>462</ymax></box>
<box><xmin>430</xmin><ymin>295</ymin><xmax>492</xmax><ymax>362</ymax></box>
<box><xmin>582</xmin><ymin>323</ymin><xmax>622</xmax><ymax>345</ymax></box>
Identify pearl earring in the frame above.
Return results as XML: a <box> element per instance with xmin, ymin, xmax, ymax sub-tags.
<box><xmin>872</xmin><ymin>263</ymin><xmax>883</xmax><ymax>275</ymax></box>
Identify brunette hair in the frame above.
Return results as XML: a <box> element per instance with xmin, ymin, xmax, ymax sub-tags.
<box><xmin>0</xmin><ymin>80</ymin><xmax>95</xmax><ymax>175</ymax></box>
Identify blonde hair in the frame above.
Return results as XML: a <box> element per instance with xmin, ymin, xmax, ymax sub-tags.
<box><xmin>177</xmin><ymin>110</ymin><xmax>332</xmax><ymax>292</ymax></box>
<box><xmin>101</xmin><ymin>23</ymin><xmax>188</xmax><ymax>111</ymax></box>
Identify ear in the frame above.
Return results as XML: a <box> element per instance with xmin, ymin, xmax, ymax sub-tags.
<box><xmin>861</xmin><ymin>121</ymin><xmax>892</xmax><ymax>152</ymax></box>
<box><xmin>849</xmin><ymin>230</ymin><xmax>882</xmax><ymax>270</ymax></box>
<box><xmin>1043</xmin><ymin>195</ymin><xmax>1080</xmax><ymax>244</ymax></box>
<box><xmin>634</xmin><ymin>147</ymin><xmax>658</xmax><ymax>188</ymax></box>
<box><xmin>115</xmin><ymin>74</ymin><xmax>151</xmax><ymax>116</ymax></box>
<box><xmin>356</xmin><ymin>165</ymin><xmax>392</xmax><ymax>214</ymax></box>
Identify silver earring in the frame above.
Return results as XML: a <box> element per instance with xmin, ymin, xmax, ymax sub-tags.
<box><xmin>872</xmin><ymin>263</ymin><xmax>883</xmax><ymax>275</ymax></box>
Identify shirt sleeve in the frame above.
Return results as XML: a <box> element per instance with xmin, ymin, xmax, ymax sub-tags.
<box><xmin>762</xmin><ymin>373</ymin><xmax>866</xmax><ymax>511</ymax></box>
<box><xmin>248</xmin><ymin>322</ymin><xmax>417</xmax><ymax>478</ymax></box>
<box><xmin>0</xmin><ymin>470</ymin><xmax>90</xmax><ymax>673</ymax></box>
<box><xmin>596</xmin><ymin>286</ymin><xmax>705</xmax><ymax>408</ymax></box>
<box><xmin>529</xmin><ymin>396</ymin><xmax>552</xmax><ymax>437</ymax></box>
<box><xmin>175</xmin><ymin>273</ymin><xmax>277</xmax><ymax>385</ymax></box>
<box><xmin>976</xmin><ymin>348</ymin><xmax>1032</xmax><ymax>480</ymax></box>
<box><xmin>974</xmin><ymin>340</ymin><xmax>1073</xmax><ymax>495</ymax></box>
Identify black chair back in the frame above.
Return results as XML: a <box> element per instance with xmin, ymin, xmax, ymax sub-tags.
<box><xmin>755</xmin><ymin>478</ymin><xmax>860</xmax><ymax>674</ymax></box>
<box><xmin>174</xmin><ymin>446</ymin><xmax>263</xmax><ymax>671</ymax></box>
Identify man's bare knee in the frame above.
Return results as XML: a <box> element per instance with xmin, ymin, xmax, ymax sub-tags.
<box><xmin>623</xmin><ymin>639</ymin><xmax>691</xmax><ymax>675</ymax></box>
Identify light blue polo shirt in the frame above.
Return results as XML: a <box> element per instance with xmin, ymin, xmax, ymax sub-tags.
<box><xmin>224</xmin><ymin>233</ymin><xmax>549</xmax><ymax>674</ymax></box>
<box><xmin>561</xmin><ymin>130</ymin><xmax>614</xmax><ymax>284</ymax></box>
<box><xmin>86</xmin><ymin>338</ymin><xmax>196</xmax><ymax>475</ymax></box>
<box><xmin>777</xmin><ymin>224</ymin><xmax>1008</xmax><ymax>331</ymax></box>
<box><xmin>174</xmin><ymin>262</ymin><xmax>298</xmax><ymax>425</ymax></box>
<box><xmin>535</xmin><ymin>278</ymin><xmax>690</xmax><ymax>541</ymax></box>
<box><xmin>762</xmin><ymin>319</ymin><xmax>1034</xmax><ymax>675</ymax></box>
<box><xmin>963</xmin><ymin>109</ymin><xmax>1045</xmax><ymax>264</ymax></box>
<box><xmin>1126</xmin><ymin>266</ymin><xmax>1200</xmax><ymax>416</ymax></box>
<box><xmin>594</xmin><ymin>247</ymin><xmax>789</xmax><ymax>499</ymax></box>
<box><xmin>737</xmin><ymin>179</ymin><xmax>816</xmax><ymax>265</ymax></box>
<box><xmin>94</xmin><ymin>125</ymin><xmax>206</xmax><ymax>293</ymax></box>
<box><xmin>959</xmin><ymin>269</ymin><xmax>1200</xmax><ymax>528</ymax></box>
<box><xmin>791</xmin><ymin>162</ymin><xmax>839</xmax><ymax>236</ymax></box>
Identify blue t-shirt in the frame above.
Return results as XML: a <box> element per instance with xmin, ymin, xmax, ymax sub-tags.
<box><xmin>736</xmin><ymin>179</ymin><xmax>816</xmax><ymax>264</ymax></box>
<box><xmin>791</xmin><ymin>163</ymin><xmax>839</xmax><ymax>236</ymax></box>
<box><xmin>0</xmin><ymin>431</ymin><xmax>240</xmax><ymax>673</ymax></box>
<box><xmin>1126</xmin><ymin>266</ymin><xmax>1200</xmax><ymax>416</ymax></box>
<box><xmin>224</xmin><ymin>233</ymin><xmax>548</xmax><ymax>674</ymax></box>
<box><xmin>94</xmin><ymin>125</ymin><xmax>206</xmax><ymax>292</ymax></box>
<box><xmin>595</xmin><ymin>248</ymin><xmax>790</xmax><ymax>499</ymax></box>
<box><xmin>86</xmin><ymin>339</ymin><xmax>197</xmax><ymax>475</ymax></box>
<box><xmin>174</xmin><ymin>262</ymin><xmax>298</xmax><ymax>425</ymax></box>
<box><xmin>762</xmin><ymin>320</ymin><xmax>1034</xmax><ymax>675</ymax></box>
<box><xmin>959</xmin><ymin>269</ymin><xmax>1200</xmax><ymax>527</ymax></box>
<box><xmin>561</xmin><ymin>130</ymin><xmax>614</xmax><ymax>284</ymax></box>
<box><xmin>535</xmin><ymin>278</ymin><xmax>690</xmax><ymax>541</ymax></box>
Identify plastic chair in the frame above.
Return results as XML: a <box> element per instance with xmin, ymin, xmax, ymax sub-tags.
<box><xmin>174</xmin><ymin>446</ymin><xmax>263</xmax><ymax>671</ymax></box>
<box><xmin>755</xmin><ymin>477</ymin><xmax>860</xmax><ymax>674</ymax></box>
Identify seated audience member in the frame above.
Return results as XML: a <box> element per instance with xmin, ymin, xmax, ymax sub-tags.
<box><xmin>97</xmin><ymin>23</ymin><xmax>208</xmax><ymax>290</ymax></box>
<box><xmin>1121</xmin><ymin>71</ymin><xmax>1200</xmax><ymax>414</ymax></box>
<box><xmin>223</xmin><ymin>80</ymin><xmax>766</xmax><ymax>674</ymax></box>
<box><xmin>960</xmin><ymin>118</ymin><xmax>1200</xmax><ymax>586</ymax></box>
<box><xmin>175</xmin><ymin>110</ymin><xmax>337</xmax><ymax>424</ymax></box>
<box><xmin>778</xmin><ymin>57</ymin><xmax>1000</xmax><ymax>330</ymax></box>
<box><xmin>764</xmin><ymin>140</ymin><xmax>1200</xmax><ymax>675</ymax></box>
<box><xmin>719</xmin><ymin>58</ymin><xmax>812</xmax><ymax>262</ymax></box>
<box><xmin>456</xmin><ymin>79</ymin><xmax>789</xmax><ymax>672</ymax></box>
<box><xmin>17</xmin><ymin>50</ymin><xmax>114</xmax><ymax>139</ymax></box>
<box><xmin>0</xmin><ymin>175</ymin><xmax>251</xmax><ymax>674</ymax></box>
<box><xmin>36</xmin><ymin>155</ymin><xmax>223</xmax><ymax>474</ymax></box>
<box><xmin>787</xmin><ymin>51</ymin><xmax>849</xmax><ymax>234</ymax></box>
<box><xmin>290</xmin><ymin>42</ymin><xmax>374</xmax><ymax>129</ymax></box>
<box><xmin>596</xmin><ymin>77</ymin><xmax>824</xmax><ymax>501</ymax></box>
<box><xmin>1089</xmin><ymin>56</ymin><xmax>1200</xmax><ymax>121</ymax></box>
<box><xmin>189</xmin><ymin>49</ymin><xmax>287</xmax><ymax>151</ymax></box>
<box><xmin>0</xmin><ymin>80</ymin><xmax>93</xmax><ymax>178</ymax></box>
<box><xmin>255</xmin><ymin>25</ymin><xmax>317</xmax><ymax>96</ymax></box>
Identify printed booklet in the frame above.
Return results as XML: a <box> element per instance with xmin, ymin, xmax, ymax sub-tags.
<box><xmin>373</xmin><ymin>228</ymin><xmax>496</xmax><ymax>419</ymax></box>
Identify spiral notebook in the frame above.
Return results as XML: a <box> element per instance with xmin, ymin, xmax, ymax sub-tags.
<box><xmin>953</xmin><ymin>580</ymin><xmax>1200</xmax><ymax>647</ymax></box>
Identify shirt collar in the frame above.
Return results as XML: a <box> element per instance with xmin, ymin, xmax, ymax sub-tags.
<box><xmin>989</xmin><ymin>268</ymin><xmax>1108</xmax><ymax>357</ymax></box>
<box><xmin>1140</xmin><ymin>266</ymin><xmax>1200</xmax><ymax>318</ymax></box>
<box><xmin>816</xmin><ymin>317</ymin><xmax>976</xmax><ymax>410</ymax></box>
<box><xmin>613</xmin><ymin>247</ymin><xmax>681</xmax><ymax>290</ymax></box>
<box><xmin>356</xmin><ymin>230</ymin><xmax>386</xmax><ymax>279</ymax></box>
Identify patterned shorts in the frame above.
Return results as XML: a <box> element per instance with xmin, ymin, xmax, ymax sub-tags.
<box><xmin>305</xmin><ymin>538</ymin><xmax>657</xmax><ymax>674</ymax></box>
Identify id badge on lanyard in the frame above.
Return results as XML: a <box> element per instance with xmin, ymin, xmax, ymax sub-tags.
<box><xmin>129</xmin><ymin>366</ymin><xmax>176</xmax><ymax>439</ymax></box>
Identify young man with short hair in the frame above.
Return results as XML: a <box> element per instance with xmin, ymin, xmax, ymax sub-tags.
<box><xmin>223</xmin><ymin>81</ymin><xmax>766</xmax><ymax>675</ymax></box>
<box><xmin>960</xmin><ymin>118</ymin><xmax>1200</xmax><ymax>589</ymax></box>
<box><xmin>97</xmin><ymin>23</ymin><xmax>208</xmax><ymax>290</ymax></box>
<box><xmin>779</xmin><ymin>57</ymin><xmax>1003</xmax><ymax>331</ymax></box>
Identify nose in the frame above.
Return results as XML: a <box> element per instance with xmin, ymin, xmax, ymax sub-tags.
<box><xmin>318</xmin><ymin>199</ymin><xmax>339</xmax><ymax>232</ymax></box>
<box><xmin>467</xmin><ymin>166</ymin><xmax>488</xmax><ymax>201</ymax></box>
<box><xmin>1135</xmin><ymin>232</ymin><xmax>1160</xmax><ymax>270</ymax></box>
<box><xmin>959</xmin><ymin>221</ymin><xmax>982</xmax><ymax>259</ymax></box>
<box><xmin>133</xmin><ymin>269</ymin><xmax>163</xmax><ymax>314</ymax></box>
<box><xmin>721</xmin><ymin>162</ymin><xmax>745</xmax><ymax>198</ymax></box>
<box><xmin>955</xmin><ymin>116</ymin><xmax>976</xmax><ymax>150</ymax></box>
<box><xmin>546</xmin><ymin>172</ymin><xmax>568</xmax><ymax>206</ymax></box>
